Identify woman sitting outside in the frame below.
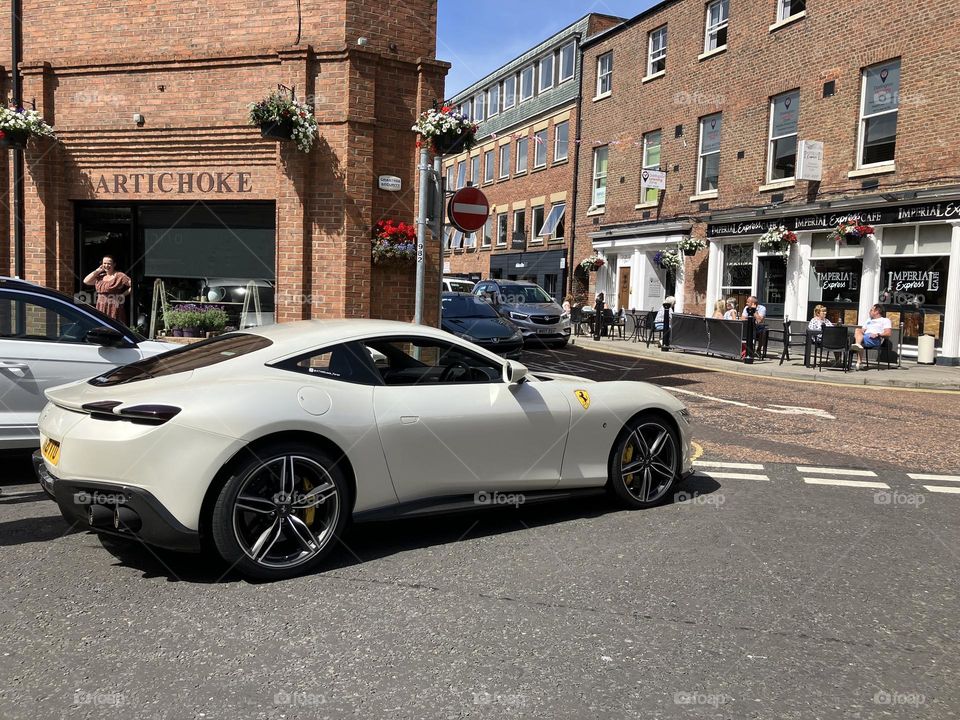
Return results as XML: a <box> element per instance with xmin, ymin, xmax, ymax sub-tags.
<box><xmin>722</xmin><ymin>299</ymin><xmax>738</xmax><ymax>321</ymax></box>
<box><xmin>808</xmin><ymin>304</ymin><xmax>843</xmax><ymax>365</ymax></box>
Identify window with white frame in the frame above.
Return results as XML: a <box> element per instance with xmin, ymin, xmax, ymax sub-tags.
<box><xmin>554</xmin><ymin>121</ymin><xmax>569</xmax><ymax>161</ymax></box>
<box><xmin>539</xmin><ymin>54</ymin><xmax>554</xmax><ymax>92</ymax></box>
<box><xmin>648</xmin><ymin>26</ymin><xmax>667</xmax><ymax>75</ymax></box>
<box><xmin>499</xmin><ymin>144</ymin><xmax>510</xmax><ymax>179</ymax></box>
<box><xmin>445</xmin><ymin>165</ymin><xmax>454</xmax><ymax>189</ymax></box>
<box><xmin>592</xmin><ymin>146</ymin><xmax>609</xmax><ymax>207</ymax></box>
<box><xmin>474</xmin><ymin>93</ymin><xmax>485</xmax><ymax>122</ymax></box>
<box><xmin>464</xmin><ymin>229</ymin><xmax>476</xmax><ymax>249</ymax></box>
<box><xmin>496</xmin><ymin>213</ymin><xmax>508</xmax><ymax>246</ymax></box>
<box><xmin>596</xmin><ymin>52</ymin><xmax>613</xmax><ymax>96</ymax></box>
<box><xmin>777</xmin><ymin>0</ymin><xmax>805</xmax><ymax>21</ymax></box>
<box><xmin>704</xmin><ymin>0</ymin><xmax>729</xmax><ymax>52</ymax></box>
<box><xmin>470</xmin><ymin>155</ymin><xmax>480</xmax><ymax>184</ymax></box>
<box><xmin>559</xmin><ymin>43</ymin><xmax>575</xmax><ymax>83</ymax></box>
<box><xmin>531</xmin><ymin>205</ymin><xmax>545</xmax><ymax>239</ymax></box>
<box><xmin>516</xmin><ymin>136</ymin><xmax>528</xmax><ymax>173</ymax></box>
<box><xmin>487</xmin><ymin>84</ymin><xmax>500</xmax><ymax>117</ymax></box>
<box><xmin>520</xmin><ymin>66</ymin><xmax>535</xmax><ymax>102</ymax></box>
<box><xmin>768</xmin><ymin>90</ymin><xmax>799</xmax><ymax>181</ymax></box>
<box><xmin>641</xmin><ymin>130</ymin><xmax>662</xmax><ymax>204</ymax></box>
<box><xmin>482</xmin><ymin>216</ymin><xmax>492</xmax><ymax>247</ymax></box>
<box><xmin>533</xmin><ymin>130</ymin><xmax>547</xmax><ymax>168</ymax></box>
<box><xmin>513</xmin><ymin>209</ymin><xmax>526</xmax><ymax>244</ymax></box>
<box><xmin>461</xmin><ymin>98</ymin><xmax>472</xmax><ymax>120</ymax></box>
<box><xmin>697</xmin><ymin>113</ymin><xmax>722</xmax><ymax>193</ymax></box>
<box><xmin>858</xmin><ymin>59</ymin><xmax>900</xmax><ymax>167</ymax></box>
<box><xmin>540</xmin><ymin>202</ymin><xmax>565</xmax><ymax>239</ymax></box>
<box><xmin>483</xmin><ymin>149</ymin><xmax>495</xmax><ymax>183</ymax></box>
<box><xmin>456</xmin><ymin>160</ymin><xmax>466</xmax><ymax>189</ymax></box>
<box><xmin>502</xmin><ymin>76</ymin><xmax>516</xmax><ymax>110</ymax></box>
<box><xmin>721</xmin><ymin>243</ymin><xmax>753</xmax><ymax>300</ymax></box>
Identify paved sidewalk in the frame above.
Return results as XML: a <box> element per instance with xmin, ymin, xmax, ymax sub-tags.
<box><xmin>570</xmin><ymin>334</ymin><xmax>960</xmax><ymax>391</ymax></box>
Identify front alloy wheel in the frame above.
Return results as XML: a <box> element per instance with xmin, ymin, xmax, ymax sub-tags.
<box><xmin>609</xmin><ymin>415</ymin><xmax>679</xmax><ymax>509</ymax></box>
<box><xmin>211</xmin><ymin>443</ymin><xmax>348</xmax><ymax>580</ymax></box>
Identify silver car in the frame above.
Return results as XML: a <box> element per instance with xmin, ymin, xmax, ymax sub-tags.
<box><xmin>473</xmin><ymin>279</ymin><xmax>571</xmax><ymax>348</ymax></box>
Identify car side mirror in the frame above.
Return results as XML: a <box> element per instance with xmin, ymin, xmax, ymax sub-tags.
<box><xmin>85</xmin><ymin>326</ymin><xmax>132</xmax><ymax>348</ymax></box>
<box><xmin>503</xmin><ymin>359</ymin><xmax>529</xmax><ymax>385</ymax></box>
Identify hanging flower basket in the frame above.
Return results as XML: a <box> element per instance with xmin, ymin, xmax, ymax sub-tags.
<box><xmin>757</xmin><ymin>226</ymin><xmax>798</xmax><ymax>258</ymax></box>
<box><xmin>372</xmin><ymin>219</ymin><xmax>417</xmax><ymax>264</ymax></box>
<box><xmin>678</xmin><ymin>237</ymin><xmax>706</xmax><ymax>257</ymax></box>
<box><xmin>580</xmin><ymin>255</ymin><xmax>605</xmax><ymax>272</ymax></box>
<box><xmin>654</xmin><ymin>249</ymin><xmax>681</xmax><ymax>272</ymax></box>
<box><xmin>249</xmin><ymin>90</ymin><xmax>319</xmax><ymax>153</ymax></box>
<box><xmin>828</xmin><ymin>218</ymin><xmax>874</xmax><ymax>246</ymax></box>
<box><xmin>0</xmin><ymin>106</ymin><xmax>55</xmax><ymax>150</ymax></box>
<box><xmin>412</xmin><ymin>106</ymin><xmax>478</xmax><ymax>156</ymax></box>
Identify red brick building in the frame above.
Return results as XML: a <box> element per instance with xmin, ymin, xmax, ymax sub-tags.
<box><xmin>441</xmin><ymin>13</ymin><xmax>622</xmax><ymax>304</ymax></box>
<box><xmin>575</xmin><ymin>0</ymin><xmax>960</xmax><ymax>362</ymax></box>
<box><xmin>0</xmin><ymin>0</ymin><xmax>448</xmax><ymax>330</ymax></box>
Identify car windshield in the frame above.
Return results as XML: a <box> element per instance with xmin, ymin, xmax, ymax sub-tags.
<box><xmin>447</xmin><ymin>280</ymin><xmax>474</xmax><ymax>293</ymax></box>
<box><xmin>501</xmin><ymin>284</ymin><xmax>554</xmax><ymax>304</ymax></box>
<box><xmin>89</xmin><ymin>333</ymin><xmax>272</xmax><ymax>386</ymax></box>
<box><xmin>442</xmin><ymin>295</ymin><xmax>498</xmax><ymax>319</ymax></box>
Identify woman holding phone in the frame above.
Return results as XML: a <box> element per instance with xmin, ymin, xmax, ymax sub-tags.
<box><xmin>83</xmin><ymin>255</ymin><xmax>132</xmax><ymax>325</ymax></box>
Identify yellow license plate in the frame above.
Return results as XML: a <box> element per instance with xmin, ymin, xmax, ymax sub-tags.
<box><xmin>41</xmin><ymin>438</ymin><xmax>60</xmax><ymax>466</ymax></box>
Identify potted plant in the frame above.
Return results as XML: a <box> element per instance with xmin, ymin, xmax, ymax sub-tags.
<box><xmin>164</xmin><ymin>308</ymin><xmax>184</xmax><ymax>337</ymax></box>
<box><xmin>580</xmin><ymin>255</ymin><xmax>606</xmax><ymax>272</ymax></box>
<box><xmin>249</xmin><ymin>90</ymin><xmax>319</xmax><ymax>153</ymax></box>
<box><xmin>412</xmin><ymin>106</ymin><xmax>479</xmax><ymax>156</ymax></box>
<box><xmin>828</xmin><ymin>218</ymin><xmax>875</xmax><ymax>246</ymax></box>
<box><xmin>372</xmin><ymin>219</ymin><xmax>417</xmax><ymax>263</ymax></box>
<box><xmin>654</xmin><ymin>249</ymin><xmax>682</xmax><ymax>273</ymax></box>
<box><xmin>0</xmin><ymin>105</ymin><xmax>55</xmax><ymax>149</ymax></box>
<box><xmin>171</xmin><ymin>304</ymin><xmax>204</xmax><ymax>338</ymax></box>
<box><xmin>757</xmin><ymin>226</ymin><xmax>798</xmax><ymax>257</ymax></box>
<box><xmin>201</xmin><ymin>306</ymin><xmax>229</xmax><ymax>337</ymax></box>
<box><xmin>678</xmin><ymin>237</ymin><xmax>707</xmax><ymax>257</ymax></box>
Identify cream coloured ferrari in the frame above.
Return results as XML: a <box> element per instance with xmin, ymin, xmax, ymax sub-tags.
<box><xmin>35</xmin><ymin>319</ymin><xmax>693</xmax><ymax>580</ymax></box>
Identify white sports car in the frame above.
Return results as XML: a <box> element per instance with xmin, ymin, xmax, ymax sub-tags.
<box><xmin>35</xmin><ymin>319</ymin><xmax>693</xmax><ymax>580</ymax></box>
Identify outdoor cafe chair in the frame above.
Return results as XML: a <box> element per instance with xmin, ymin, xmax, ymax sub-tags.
<box><xmin>776</xmin><ymin>319</ymin><xmax>809</xmax><ymax>366</ymax></box>
<box><xmin>862</xmin><ymin>323</ymin><xmax>904</xmax><ymax>370</ymax></box>
<box><xmin>815</xmin><ymin>325</ymin><xmax>851</xmax><ymax>372</ymax></box>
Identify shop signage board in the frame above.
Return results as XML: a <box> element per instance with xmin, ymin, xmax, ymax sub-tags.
<box><xmin>448</xmin><ymin>186</ymin><xmax>489</xmax><ymax>233</ymax></box>
<box><xmin>641</xmin><ymin>169</ymin><xmax>666</xmax><ymax>191</ymax></box>
<box><xmin>378</xmin><ymin>175</ymin><xmax>402</xmax><ymax>192</ymax></box>
<box><xmin>795</xmin><ymin>140</ymin><xmax>823</xmax><ymax>182</ymax></box>
<box><xmin>708</xmin><ymin>200</ymin><xmax>960</xmax><ymax>237</ymax></box>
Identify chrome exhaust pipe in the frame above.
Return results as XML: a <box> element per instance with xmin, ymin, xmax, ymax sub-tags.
<box><xmin>87</xmin><ymin>504</ymin><xmax>113</xmax><ymax>527</ymax></box>
<box><xmin>113</xmin><ymin>505</ymin><xmax>142</xmax><ymax>532</ymax></box>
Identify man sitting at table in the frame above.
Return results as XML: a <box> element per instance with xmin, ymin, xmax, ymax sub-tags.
<box><xmin>851</xmin><ymin>303</ymin><xmax>892</xmax><ymax>370</ymax></box>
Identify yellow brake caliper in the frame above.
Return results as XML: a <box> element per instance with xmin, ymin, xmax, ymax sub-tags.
<box><xmin>301</xmin><ymin>477</ymin><xmax>315</xmax><ymax>526</ymax></box>
<box><xmin>622</xmin><ymin>443</ymin><xmax>635</xmax><ymax>485</ymax></box>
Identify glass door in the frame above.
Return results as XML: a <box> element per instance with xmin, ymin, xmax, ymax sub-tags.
<box><xmin>76</xmin><ymin>206</ymin><xmax>135</xmax><ymax>326</ymax></box>
<box><xmin>757</xmin><ymin>256</ymin><xmax>786</xmax><ymax>318</ymax></box>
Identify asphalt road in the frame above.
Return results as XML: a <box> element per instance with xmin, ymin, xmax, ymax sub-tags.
<box><xmin>1</xmin><ymin>350</ymin><xmax>958</xmax><ymax>719</ymax></box>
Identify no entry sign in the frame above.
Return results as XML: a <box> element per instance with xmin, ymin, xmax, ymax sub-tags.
<box><xmin>447</xmin><ymin>186</ymin><xmax>489</xmax><ymax>233</ymax></box>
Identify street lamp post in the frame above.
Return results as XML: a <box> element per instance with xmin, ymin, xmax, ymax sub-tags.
<box><xmin>11</xmin><ymin>0</ymin><xmax>25</xmax><ymax>279</ymax></box>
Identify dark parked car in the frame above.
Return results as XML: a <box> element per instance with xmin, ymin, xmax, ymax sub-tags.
<box><xmin>440</xmin><ymin>292</ymin><xmax>523</xmax><ymax>358</ymax></box>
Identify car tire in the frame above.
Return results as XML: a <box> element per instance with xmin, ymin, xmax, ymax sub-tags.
<box><xmin>608</xmin><ymin>414</ymin><xmax>680</xmax><ymax>509</ymax></box>
<box><xmin>210</xmin><ymin>441</ymin><xmax>350</xmax><ymax>581</ymax></box>
<box><xmin>552</xmin><ymin>337</ymin><xmax>570</xmax><ymax>349</ymax></box>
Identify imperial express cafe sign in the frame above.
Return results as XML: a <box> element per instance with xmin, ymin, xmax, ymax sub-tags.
<box><xmin>708</xmin><ymin>201</ymin><xmax>960</xmax><ymax>237</ymax></box>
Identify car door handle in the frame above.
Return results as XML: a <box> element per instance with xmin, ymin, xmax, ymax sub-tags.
<box><xmin>0</xmin><ymin>361</ymin><xmax>28</xmax><ymax>377</ymax></box>
<box><xmin>400</xmin><ymin>416</ymin><xmax>419</xmax><ymax>425</ymax></box>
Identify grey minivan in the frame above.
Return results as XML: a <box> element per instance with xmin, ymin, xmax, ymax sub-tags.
<box><xmin>472</xmin><ymin>279</ymin><xmax>571</xmax><ymax>348</ymax></box>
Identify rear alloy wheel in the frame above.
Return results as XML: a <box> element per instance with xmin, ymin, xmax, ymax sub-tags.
<box><xmin>609</xmin><ymin>415</ymin><xmax>680</xmax><ymax>509</ymax></box>
<box><xmin>210</xmin><ymin>442</ymin><xmax>348</xmax><ymax>580</ymax></box>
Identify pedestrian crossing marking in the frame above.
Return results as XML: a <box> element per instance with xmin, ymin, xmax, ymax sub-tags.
<box><xmin>803</xmin><ymin>478</ymin><xmax>890</xmax><ymax>489</ymax></box>
<box><xmin>923</xmin><ymin>485</ymin><xmax>960</xmax><ymax>495</ymax></box>
<box><xmin>696</xmin><ymin>471</ymin><xmax>770</xmax><ymax>481</ymax></box>
<box><xmin>693</xmin><ymin>461</ymin><xmax>765</xmax><ymax>470</ymax></box>
<box><xmin>796</xmin><ymin>466</ymin><xmax>878</xmax><ymax>477</ymax></box>
<box><xmin>908</xmin><ymin>473</ymin><xmax>960</xmax><ymax>483</ymax></box>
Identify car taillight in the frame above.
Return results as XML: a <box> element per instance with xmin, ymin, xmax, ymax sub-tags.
<box><xmin>81</xmin><ymin>402</ymin><xmax>181</xmax><ymax>425</ymax></box>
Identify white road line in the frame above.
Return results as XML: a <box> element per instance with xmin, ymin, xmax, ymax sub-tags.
<box><xmin>697</xmin><ymin>471</ymin><xmax>770</xmax><ymax>481</ymax></box>
<box><xmin>694</xmin><ymin>461</ymin><xmax>765</xmax><ymax>470</ymax></box>
<box><xmin>796</xmin><ymin>466</ymin><xmax>878</xmax><ymax>477</ymax></box>
<box><xmin>803</xmin><ymin>477</ymin><xmax>889</xmax><ymax>489</ymax></box>
<box><xmin>908</xmin><ymin>473</ymin><xmax>960</xmax><ymax>483</ymax></box>
<box><xmin>666</xmin><ymin>387</ymin><xmax>835</xmax><ymax>420</ymax></box>
<box><xmin>923</xmin><ymin>485</ymin><xmax>960</xmax><ymax>495</ymax></box>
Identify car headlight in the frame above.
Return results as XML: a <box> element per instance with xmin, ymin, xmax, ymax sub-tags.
<box><xmin>509</xmin><ymin>311</ymin><xmax>529</xmax><ymax>321</ymax></box>
<box><xmin>510</xmin><ymin>328</ymin><xmax>523</xmax><ymax>340</ymax></box>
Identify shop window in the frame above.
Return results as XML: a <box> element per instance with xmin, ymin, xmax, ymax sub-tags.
<box><xmin>704</xmin><ymin>0</ymin><xmax>729</xmax><ymax>52</ymax></box>
<box><xmin>698</xmin><ymin>113</ymin><xmax>722</xmax><ymax>194</ymax></box>
<box><xmin>808</xmin><ymin>259</ymin><xmax>863</xmax><ymax>324</ymax></box>
<box><xmin>641</xmin><ymin>130</ymin><xmax>662</xmax><ymax>204</ymax></box>
<box><xmin>596</xmin><ymin>52</ymin><xmax>613</xmax><ymax>97</ymax></box>
<box><xmin>768</xmin><ymin>90</ymin><xmax>799</xmax><ymax>182</ymax></box>
<box><xmin>879</xmin><ymin>255</ymin><xmax>949</xmax><ymax>345</ymax></box>
<box><xmin>880</xmin><ymin>226</ymin><xmax>915</xmax><ymax>255</ymax></box>
<box><xmin>648</xmin><ymin>26</ymin><xmax>667</xmax><ymax>76</ymax></box>
<box><xmin>554</xmin><ymin>121</ymin><xmax>569</xmax><ymax>162</ymax></box>
<box><xmin>858</xmin><ymin>59</ymin><xmax>900</xmax><ymax>167</ymax></box>
<box><xmin>721</xmin><ymin>242</ymin><xmax>752</xmax><ymax>305</ymax></box>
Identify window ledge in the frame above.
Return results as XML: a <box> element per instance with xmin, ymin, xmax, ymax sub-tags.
<box><xmin>697</xmin><ymin>45</ymin><xmax>727</xmax><ymax>62</ymax></box>
<box><xmin>641</xmin><ymin>70</ymin><xmax>666</xmax><ymax>84</ymax></box>
<box><xmin>593</xmin><ymin>92</ymin><xmax>612</xmax><ymax>102</ymax></box>
<box><xmin>586</xmin><ymin>206</ymin><xmax>606</xmax><ymax>216</ymax></box>
<box><xmin>635</xmin><ymin>202</ymin><xmax>659</xmax><ymax>210</ymax></box>
<box><xmin>529</xmin><ymin>239</ymin><xmax>545</xmax><ymax>246</ymax></box>
<box><xmin>769</xmin><ymin>10</ymin><xmax>806</xmax><ymax>32</ymax></box>
<box><xmin>548</xmin><ymin>238</ymin><xmax>566</xmax><ymax>245</ymax></box>
<box><xmin>552</xmin><ymin>158</ymin><xmax>569</xmax><ymax>166</ymax></box>
<box><xmin>497</xmin><ymin>176</ymin><xmax>510</xmax><ymax>183</ymax></box>
<box><xmin>514</xmin><ymin>170</ymin><xmax>527</xmax><ymax>177</ymax></box>
<box><xmin>482</xmin><ymin>179</ymin><xmax>495</xmax><ymax>187</ymax></box>
<box><xmin>689</xmin><ymin>191</ymin><xmax>718</xmax><ymax>202</ymax></box>
<box><xmin>759</xmin><ymin>179</ymin><xmax>795</xmax><ymax>192</ymax></box>
<box><xmin>848</xmin><ymin>163</ymin><xmax>896</xmax><ymax>178</ymax></box>
<box><xmin>532</xmin><ymin>165</ymin><xmax>547</xmax><ymax>173</ymax></box>
<box><xmin>480</xmin><ymin>245</ymin><xmax>492</xmax><ymax>252</ymax></box>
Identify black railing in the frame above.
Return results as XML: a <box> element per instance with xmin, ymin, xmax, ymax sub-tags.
<box><xmin>665</xmin><ymin>313</ymin><xmax>750</xmax><ymax>361</ymax></box>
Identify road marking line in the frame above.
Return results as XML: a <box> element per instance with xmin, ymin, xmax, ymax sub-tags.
<box><xmin>690</xmin><ymin>442</ymin><xmax>704</xmax><ymax>462</ymax></box>
<box><xmin>923</xmin><ymin>485</ymin><xmax>960</xmax><ymax>495</ymax></box>
<box><xmin>797</xmin><ymin>466</ymin><xmax>878</xmax><ymax>477</ymax></box>
<box><xmin>909</xmin><ymin>473</ymin><xmax>960</xmax><ymax>483</ymax></box>
<box><xmin>803</xmin><ymin>478</ymin><xmax>889</xmax><ymax>489</ymax></box>
<box><xmin>694</xmin><ymin>461</ymin><xmax>764</xmax><ymax>470</ymax></box>
<box><xmin>666</xmin><ymin>387</ymin><xmax>835</xmax><ymax>419</ymax></box>
<box><xmin>697</xmin><ymin>471</ymin><xmax>770</xmax><ymax>481</ymax></box>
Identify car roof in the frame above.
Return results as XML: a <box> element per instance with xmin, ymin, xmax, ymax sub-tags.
<box><xmin>441</xmin><ymin>291</ymin><xmax>478</xmax><ymax>297</ymax></box>
<box><xmin>0</xmin><ymin>276</ymin><xmax>41</xmax><ymax>290</ymax></box>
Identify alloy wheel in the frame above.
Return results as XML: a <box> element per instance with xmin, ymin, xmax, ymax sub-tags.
<box><xmin>618</xmin><ymin>421</ymin><xmax>678</xmax><ymax>503</ymax></box>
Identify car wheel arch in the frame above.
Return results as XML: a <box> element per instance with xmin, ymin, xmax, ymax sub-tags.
<box><xmin>606</xmin><ymin>408</ymin><xmax>681</xmax><ymax>483</ymax></box>
<box><xmin>197</xmin><ymin>430</ymin><xmax>357</xmax><ymax>546</ymax></box>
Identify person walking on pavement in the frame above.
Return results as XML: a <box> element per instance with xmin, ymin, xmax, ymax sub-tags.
<box><xmin>593</xmin><ymin>292</ymin><xmax>605</xmax><ymax>341</ymax></box>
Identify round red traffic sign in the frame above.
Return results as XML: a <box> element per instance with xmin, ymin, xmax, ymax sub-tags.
<box><xmin>447</xmin><ymin>186</ymin><xmax>489</xmax><ymax>233</ymax></box>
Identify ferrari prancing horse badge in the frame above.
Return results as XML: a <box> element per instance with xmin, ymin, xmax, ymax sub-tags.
<box><xmin>574</xmin><ymin>389</ymin><xmax>590</xmax><ymax>410</ymax></box>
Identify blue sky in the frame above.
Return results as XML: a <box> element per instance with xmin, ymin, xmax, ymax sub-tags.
<box><xmin>438</xmin><ymin>0</ymin><xmax>655</xmax><ymax>97</ymax></box>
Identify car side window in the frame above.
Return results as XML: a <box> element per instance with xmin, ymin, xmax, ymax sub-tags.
<box><xmin>278</xmin><ymin>341</ymin><xmax>383</xmax><ymax>385</ymax></box>
<box><xmin>363</xmin><ymin>337</ymin><xmax>503</xmax><ymax>386</ymax></box>
<box><xmin>0</xmin><ymin>291</ymin><xmax>102</xmax><ymax>344</ymax></box>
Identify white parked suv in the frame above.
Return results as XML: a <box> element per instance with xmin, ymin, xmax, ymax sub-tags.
<box><xmin>442</xmin><ymin>277</ymin><xmax>476</xmax><ymax>293</ymax></box>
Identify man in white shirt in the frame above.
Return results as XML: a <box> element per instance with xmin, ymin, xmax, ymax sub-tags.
<box><xmin>740</xmin><ymin>296</ymin><xmax>767</xmax><ymax>326</ymax></box>
<box><xmin>851</xmin><ymin>303</ymin><xmax>892</xmax><ymax>369</ymax></box>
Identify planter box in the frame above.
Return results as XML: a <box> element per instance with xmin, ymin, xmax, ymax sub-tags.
<box><xmin>182</xmin><ymin>327</ymin><xmax>203</xmax><ymax>338</ymax></box>
<box><xmin>431</xmin><ymin>131</ymin><xmax>471</xmax><ymax>156</ymax></box>
<box><xmin>259</xmin><ymin>119</ymin><xmax>294</xmax><ymax>141</ymax></box>
<box><xmin>682</xmin><ymin>248</ymin><xmax>697</xmax><ymax>256</ymax></box>
<box><xmin>844</xmin><ymin>232</ymin><xmax>862</xmax><ymax>246</ymax></box>
<box><xmin>0</xmin><ymin>130</ymin><xmax>30</xmax><ymax>150</ymax></box>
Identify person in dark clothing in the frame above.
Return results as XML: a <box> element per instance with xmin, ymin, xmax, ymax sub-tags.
<box><xmin>593</xmin><ymin>292</ymin><xmax>605</xmax><ymax>340</ymax></box>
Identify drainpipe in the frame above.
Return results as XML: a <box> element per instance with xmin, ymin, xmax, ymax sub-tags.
<box><xmin>567</xmin><ymin>32</ymin><xmax>584</xmax><ymax>300</ymax></box>
<box><xmin>11</xmin><ymin>0</ymin><xmax>25</xmax><ymax>279</ymax></box>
